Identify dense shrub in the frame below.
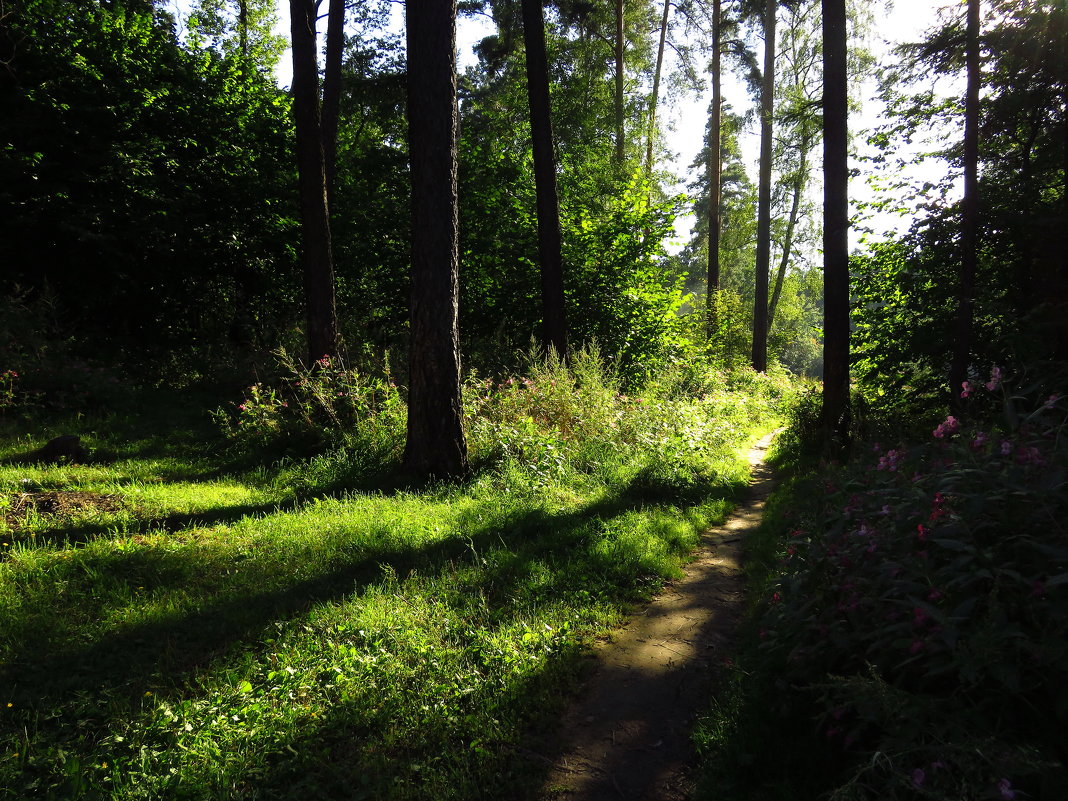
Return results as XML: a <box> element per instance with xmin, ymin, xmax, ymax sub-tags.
<box><xmin>751</xmin><ymin>372</ymin><xmax>1067</xmax><ymax>799</ymax></box>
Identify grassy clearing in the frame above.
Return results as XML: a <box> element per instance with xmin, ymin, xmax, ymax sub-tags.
<box><xmin>0</xmin><ymin>358</ymin><xmax>791</xmax><ymax>800</ymax></box>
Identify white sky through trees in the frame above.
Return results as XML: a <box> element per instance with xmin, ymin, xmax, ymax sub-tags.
<box><xmin>168</xmin><ymin>0</ymin><xmax>954</xmax><ymax>255</ymax></box>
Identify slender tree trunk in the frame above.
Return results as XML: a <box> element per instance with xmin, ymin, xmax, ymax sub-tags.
<box><xmin>769</xmin><ymin>141</ymin><xmax>809</xmax><ymax>328</ymax></box>
<box><xmin>521</xmin><ymin>0</ymin><xmax>568</xmax><ymax>359</ymax></box>
<box><xmin>403</xmin><ymin>0</ymin><xmax>468</xmax><ymax>479</ymax></box>
<box><xmin>615</xmin><ymin>0</ymin><xmax>625</xmax><ymax>163</ymax></box>
<box><xmin>289</xmin><ymin>0</ymin><xmax>338</xmax><ymax>364</ymax></box>
<box><xmin>821</xmin><ymin>0</ymin><xmax>850</xmax><ymax>447</ymax></box>
<box><xmin>321</xmin><ymin>0</ymin><xmax>345</xmax><ymax>207</ymax></box>
<box><xmin>645</xmin><ymin>0</ymin><xmax>671</xmax><ymax>180</ymax></box>
<box><xmin>752</xmin><ymin>0</ymin><xmax>776</xmax><ymax>373</ymax></box>
<box><xmin>1057</xmin><ymin>84</ymin><xmax>1068</xmax><ymax>360</ymax></box>
<box><xmin>950</xmin><ymin>0</ymin><xmax>980</xmax><ymax>411</ymax></box>
<box><xmin>706</xmin><ymin>0</ymin><xmax>722</xmax><ymax>341</ymax></box>
<box><xmin>238</xmin><ymin>0</ymin><xmax>248</xmax><ymax>57</ymax></box>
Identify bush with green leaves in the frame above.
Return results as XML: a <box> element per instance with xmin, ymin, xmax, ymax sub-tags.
<box><xmin>464</xmin><ymin>347</ymin><xmax>795</xmax><ymax>492</ymax></box>
<box><xmin>750</xmin><ymin>372</ymin><xmax>1067</xmax><ymax>800</ymax></box>
<box><xmin>215</xmin><ymin>350</ymin><xmax>405</xmax><ymax>460</ymax></box>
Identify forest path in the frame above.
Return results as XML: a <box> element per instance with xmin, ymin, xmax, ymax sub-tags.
<box><xmin>533</xmin><ymin>430</ymin><xmax>779</xmax><ymax>801</ymax></box>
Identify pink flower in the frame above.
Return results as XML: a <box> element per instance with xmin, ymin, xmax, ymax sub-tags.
<box><xmin>1000</xmin><ymin>440</ymin><xmax>1013</xmax><ymax>456</ymax></box>
<box><xmin>972</xmin><ymin>431</ymin><xmax>988</xmax><ymax>449</ymax></box>
<box><xmin>1015</xmin><ymin>445</ymin><xmax>1044</xmax><ymax>466</ymax></box>
<box><xmin>917</xmin><ymin>524</ymin><xmax>928</xmax><ymax>542</ymax></box>
<box><xmin>911</xmin><ymin>768</ymin><xmax>926</xmax><ymax>787</ymax></box>
<box><xmin>238</xmin><ymin>404</ymin><xmax>246</xmax><ymax>412</ymax></box>
<box><xmin>985</xmin><ymin>365</ymin><xmax>1002</xmax><ymax>391</ymax></box>
<box><xmin>933</xmin><ymin>415</ymin><xmax>960</xmax><ymax>439</ymax></box>
<box><xmin>1044</xmin><ymin>394</ymin><xmax>1061</xmax><ymax>409</ymax></box>
<box><xmin>960</xmin><ymin>380</ymin><xmax>973</xmax><ymax>398</ymax></box>
<box><xmin>997</xmin><ymin>778</ymin><xmax>1015</xmax><ymax>800</ymax></box>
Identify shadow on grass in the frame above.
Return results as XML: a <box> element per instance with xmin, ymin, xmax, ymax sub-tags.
<box><xmin>2</xmin><ymin>469</ymin><xmax>744</xmax><ymax>713</ymax></box>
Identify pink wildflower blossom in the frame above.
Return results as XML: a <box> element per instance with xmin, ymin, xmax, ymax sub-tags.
<box><xmin>960</xmin><ymin>380</ymin><xmax>973</xmax><ymax>398</ymax></box>
<box><xmin>933</xmin><ymin>415</ymin><xmax>960</xmax><ymax>439</ymax></box>
<box><xmin>985</xmin><ymin>365</ymin><xmax>1002</xmax><ymax>391</ymax></box>
<box><xmin>972</xmin><ymin>431</ymin><xmax>988</xmax><ymax>449</ymax></box>
<box><xmin>1000</xmin><ymin>440</ymin><xmax>1013</xmax><ymax>456</ymax></box>
<box><xmin>997</xmin><ymin>779</ymin><xmax>1015</xmax><ymax>800</ymax></box>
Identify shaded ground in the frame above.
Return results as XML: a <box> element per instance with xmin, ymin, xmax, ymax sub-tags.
<box><xmin>532</xmin><ymin>432</ymin><xmax>778</xmax><ymax>801</ymax></box>
<box><xmin>3</xmin><ymin>490</ymin><xmax>124</xmax><ymax>530</ymax></box>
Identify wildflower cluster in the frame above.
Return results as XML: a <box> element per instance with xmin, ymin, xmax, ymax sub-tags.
<box><xmin>216</xmin><ymin>350</ymin><xmax>404</xmax><ymax>457</ymax></box>
<box><xmin>755</xmin><ymin>380</ymin><xmax>1067</xmax><ymax>799</ymax></box>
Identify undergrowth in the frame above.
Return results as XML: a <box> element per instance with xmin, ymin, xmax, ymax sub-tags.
<box><xmin>696</xmin><ymin>367</ymin><xmax>1068</xmax><ymax>801</ymax></box>
<box><xmin>0</xmin><ymin>352</ymin><xmax>791</xmax><ymax>800</ymax></box>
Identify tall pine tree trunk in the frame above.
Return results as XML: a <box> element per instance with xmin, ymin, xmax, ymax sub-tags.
<box><xmin>615</xmin><ymin>0</ymin><xmax>625</xmax><ymax>164</ymax></box>
<box><xmin>950</xmin><ymin>0</ymin><xmax>980</xmax><ymax>411</ymax></box>
<box><xmin>752</xmin><ymin>0</ymin><xmax>776</xmax><ymax>373</ymax></box>
<box><xmin>403</xmin><ymin>0</ymin><xmax>468</xmax><ymax>479</ymax></box>
<box><xmin>821</xmin><ymin>0</ymin><xmax>850</xmax><ymax>447</ymax></box>
<box><xmin>321</xmin><ymin>0</ymin><xmax>346</xmax><ymax>208</ymax></box>
<box><xmin>521</xmin><ymin>0</ymin><xmax>568</xmax><ymax>359</ymax></box>
<box><xmin>707</xmin><ymin>0</ymin><xmax>722</xmax><ymax>339</ymax></box>
<box><xmin>289</xmin><ymin>0</ymin><xmax>338</xmax><ymax>364</ymax></box>
<box><xmin>645</xmin><ymin>0</ymin><xmax>671</xmax><ymax>179</ymax></box>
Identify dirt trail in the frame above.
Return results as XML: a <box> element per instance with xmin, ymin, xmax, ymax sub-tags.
<box><xmin>535</xmin><ymin>431</ymin><xmax>779</xmax><ymax>801</ymax></box>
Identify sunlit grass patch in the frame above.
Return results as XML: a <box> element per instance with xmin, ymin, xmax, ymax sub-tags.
<box><xmin>0</xmin><ymin>359</ymin><xmax>791</xmax><ymax>800</ymax></box>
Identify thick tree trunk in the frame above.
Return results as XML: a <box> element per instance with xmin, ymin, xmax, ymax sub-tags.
<box><xmin>289</xmin><ymin>0</ymin><xmax>338</xmax><ymax>364</ymax></box>
<box><xmin>950</xmin><ymin>0</ymin><xmax>980</xmax><ymax>411</ymax></box>
<box><xmin>615</xmin><ymin>0</ymin><xmax>625</xmax><ymax>163</ymax></box>
<box><xmin>752</xmin><ymin>0</ymin><xmax>776</xmax><ymax>373</ymax></box>
<box><xmin>645</xmin><ymin>0</ymin><xmax>671</xmax><ymax>179</ymax></box>
<box><xmin>403</xmin><ymin>0</ymin><xmax>468</xmax><ymax>479</ymax></box>
<box><xmin>768</xmin><ymin>142</ymin><xmax>809</xmax><ymax>329</ymax></box>
<box><xmin>321</xmin><ymin>0</ymin><xmax>346</xmax><ymax>207</ymax></box>
<box><xmin>821</xmin><ymin>0</ymin><xmax>850</xmax><ymax>447</ymax></box>
<box><xmin>707</xmin><ymin>0</ymin><xmax>722</xmax><ymax>339</ymax></box>
<box><xmin>521</xmin><ymin>0</ymin><xmax>568</xmax><ymax>359</ymax></box>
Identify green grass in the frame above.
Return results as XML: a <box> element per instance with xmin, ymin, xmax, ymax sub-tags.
<box><xmin>0</xmin><ymin>367</ymin><xmax>787</xmax><ymax>800</ymax></box>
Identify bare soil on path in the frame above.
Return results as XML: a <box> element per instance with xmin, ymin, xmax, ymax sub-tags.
<box><xmin>532</xmin><ymin>431</ymin><xmax>779</xmax><ymax>801</ymax></box>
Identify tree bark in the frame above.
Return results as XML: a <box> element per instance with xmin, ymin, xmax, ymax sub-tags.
<box><xmin>707</xmin><ymin>0</ymin><xmax>722</xmax><ymax>339</ymax></box>
<box><xmin>521</xmin><ymin>0</ymin><xmax>568</xmax><ymax>359</ymax></box>
<box><xmin>821</xmin><ymin>0</ymin><xmax>850</xmax><ymax>447</ymax></box>
<box><xmin>238</xmin><ymin>0</ymin><xmax>248</xmax><ymax>57</ymax></box>
<box><xmin>645</xmin><ymin>0</ymin><xmax>671</xmax><ymax>180</ymax></box>
<box><xmin>403</xmin><ymin>0</ymin><xmax>469</xmax><ymax>479</ymax></box>
<box><xmin>615</xmin><ymin>0</ymin><xmax>625</xmax><ymax>164</ymax></box>
<box><xmin>768</xmin><ymin>140</ymin><xmax>809</xmax><ymax>329</ymax></box>
<box><xmin>321</xmin><ymin>0</ymin><xmax>346</xmax><ymax>208</ymax></box>
<box><xmin>752</xmin><ymin>0</ymin><xmax>776</xmax><ymax>373</ymax></box>
<box><xmin>950</xmin><ymin>0</ymin><xmax>980</xmax><ymax>411</ymax></box>
<box><xmin>289</xmin><ymin>0</ymin><xmax>338</xmax><ymax>364</ymax></box>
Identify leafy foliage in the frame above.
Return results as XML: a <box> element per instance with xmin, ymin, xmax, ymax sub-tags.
<box><xmin>700</xmin><ymin>374</ymin><xmax>1068</xmax><ymax>800</ymax></box>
